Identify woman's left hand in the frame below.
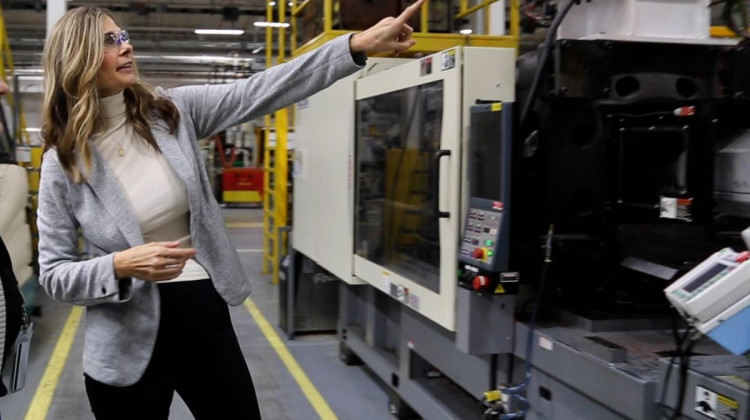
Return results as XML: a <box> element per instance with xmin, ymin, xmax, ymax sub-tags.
<box><xmin>349</xmin><ymin>0</ymin><xmax>426</xmax><ymax>55</ymax></box>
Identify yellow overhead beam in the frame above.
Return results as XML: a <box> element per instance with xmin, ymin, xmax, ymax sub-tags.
<box><xmin>293</xmin><ymin>31</ymin><xmax>518</xmax><ymax>58</ymax></box>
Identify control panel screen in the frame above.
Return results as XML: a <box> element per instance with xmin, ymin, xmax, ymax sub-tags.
<box><xmin>470</xmin><ymin>110</ymin><xmax>504</xmax><ymax>201</ymax></box>
<box><xmin>683</xmin><ymin>263</ymin><xmax>727</xmax><ymax>294</ymax></box>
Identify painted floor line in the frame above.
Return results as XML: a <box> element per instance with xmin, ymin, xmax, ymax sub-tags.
<box><xmin>244</xmin><ymin>298</ymin><xmax>338</xmax><ymax>420</ymax></box>
<box><xmin>24</xmin><ymin>306</ymin><xmax>83</xmax><ymax>420</ymax></box>
<box><xmin>225</xmin><ymin>222</ymin><xmax>264</xmax><ymax>228</ymax></box>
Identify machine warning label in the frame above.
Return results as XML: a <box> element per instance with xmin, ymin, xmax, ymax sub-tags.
<box><xmin>695</xmin><ymin>385</ymin><xmax>738</xmax><ymax>419</ymax></box>
<box><xmin>408</xmin><ymin>293</ymin><xmax>420</xmax><ymax>311</ymax></box>
<box><xmin>660</xmin><ymin>196</ymin><xmax>693</xmax><ymax>222</ymax></box>
<box><xmin>420</xmin><ymin>57</ymin><xmax>432</xmax><ymax>76</ymax></box>
<box><xmin>441</xmin><ymin>49</ymin><xmax>456</xmax><ymax>71</ymax></box>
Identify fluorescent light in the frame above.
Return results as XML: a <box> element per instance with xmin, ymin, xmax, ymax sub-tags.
<box><xmin>24</xmin><ymin>128</ymin><xmax>41</xmax><ymax>132</ymax></box>
<box><xmin>253</xmin><ymin>22</ymin><xmax>290</xmax><ymax>28</ymax></box>
<box><xmin>195</xmin><ymin>29</ymin><xmax>245</xmax><ymax>35</ymax></box>
<box><xmin>459</xmin><ymin>29</ymin><xmax>473</xmax><ymax>35</ymax></box>
<box><xmin>269</xmin><ymin>1</ymin><xmax>276</xmax><ymax>5</ymax></box>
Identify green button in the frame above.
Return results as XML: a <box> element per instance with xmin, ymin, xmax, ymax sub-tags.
<box><xmin>485</xmin><ymin>240</ymin><xmax>493</xmax><ymax>246</ymax></box>
<box><xmin>487</xmin><ymin>250</ymin><xmax>494</xmax><ymax>257</ymax></box>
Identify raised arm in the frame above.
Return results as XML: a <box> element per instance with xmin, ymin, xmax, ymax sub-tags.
<box><xmin>166</xmin><ymin>35</ymin><xmax>363</xmax><ymax>139</ymax></box>
<box><xmin>166</xmin><ymin>0</ymin><xmax>426</xmax><ymax>139</ymax></box>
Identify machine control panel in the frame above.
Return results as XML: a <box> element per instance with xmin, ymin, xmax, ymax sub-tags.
<box><xmin>460</xmin><ymin>207</ymin><xmax>503</xmax><ymax>266</ymax></box>
<box><xmin>458</xmin><ymin>203</ymin><xmax>518</xmax><ymax>295</ymax></box>
<box><xmin>457</xmin><ymin>102</ymin><xmax>516</xmax><ymax>295</ymax></box>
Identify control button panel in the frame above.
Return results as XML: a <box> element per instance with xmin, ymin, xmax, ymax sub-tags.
<box><xmin>460</xmin><ymin>207</ymin><xmax>502</xmax><ymax>267</ymax></box>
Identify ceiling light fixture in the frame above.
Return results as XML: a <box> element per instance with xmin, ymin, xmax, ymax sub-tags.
<box><xmin>253</xmin><ymin>22</ymin><xmax>290</xmax><ymax>28</ymax></box>
<box><xmin>195</xmin><ymin>29</ymin><xmax>245</xmax><ymax>35</ymax></box>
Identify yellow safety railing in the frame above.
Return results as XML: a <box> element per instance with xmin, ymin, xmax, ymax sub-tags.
<box><xmin>262</xmin><ymin>0</ymin><xmax>292</xmax><ymax>284</ymax></box>
<box><xmin>290</xmin><ymin>0</ymin><xmax>519</xmax><ymax>57</ymax></box>
<box><xmin>0</xmin><ymin>5</ymin><xmax>28</xmax><ymax>145</ymax></box>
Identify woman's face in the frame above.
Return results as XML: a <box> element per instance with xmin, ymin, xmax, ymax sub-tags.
<box><xmin>96</xmin><ymin>16</ymin><xmax>136</xmax><ymax>97</ymax></box>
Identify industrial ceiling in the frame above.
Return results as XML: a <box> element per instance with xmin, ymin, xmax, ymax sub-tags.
<box><xmin>3</xmin><ymin>0</ymin><xmax>284</xmax><ymax>83</ymax></box>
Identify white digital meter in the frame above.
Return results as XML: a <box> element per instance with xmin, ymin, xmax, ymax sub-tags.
<box><xmin>665</xmin><ymin>241</ymin><xmax>750</xmax><ymax>355</ymax></box>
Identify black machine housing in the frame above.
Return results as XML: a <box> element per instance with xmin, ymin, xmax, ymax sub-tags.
<box><xmin>512</xmin><ymin>39</ymin><xmax>750</xmax><ymax>316</ymax></box>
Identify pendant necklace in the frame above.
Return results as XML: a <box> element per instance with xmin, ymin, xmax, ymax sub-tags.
<box><xmin>112</xmin><ymin>137</ymin><xmax>125</xmax><ymax>157</ymax></box>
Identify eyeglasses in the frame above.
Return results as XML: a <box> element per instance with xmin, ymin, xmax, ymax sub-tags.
<box><xmin>104</xmin><ymin>30</ymin><xmax>130</xmax><ymax>50</ymax></box>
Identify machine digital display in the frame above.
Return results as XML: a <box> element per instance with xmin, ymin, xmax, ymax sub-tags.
<box><xmin>665</xmin><ymin>247</ymin><xmax>750</xmax><ymax>355</ymax></box>
<box><xmin>682</xmin><ymin>263</ymin><xmax>727</xmax><ymax>294</ymax></box>
<box><xmin>470</xmin><ymin>109</ymin><xmax>504</xmax><ymax>201</ymax></box>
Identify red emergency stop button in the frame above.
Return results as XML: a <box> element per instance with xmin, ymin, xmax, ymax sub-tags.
<box><xmin>473</xmin><ymin>276</ymin><xmax>490</xmax><ymax>291</ymax></box>
<box><xmin>472</xmin><ymin>247</ymin><xmax>484</xmax><ymax>260</ymax></box>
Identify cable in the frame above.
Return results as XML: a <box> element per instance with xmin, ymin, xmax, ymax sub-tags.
<box><xmin>519</xmin><ymin>0</ymin><xmax>579</xmax><ymax>130</ymax></box>
<box><xmin>671</xmin><ymin>336</ymin><xmax>699</xmax><ymax>419</ymax></box>
<box><xmin>658</xmin><ymin>313</ymin><xmax>689</xmax><ymax>419</ymax></box>
<box><xmin>658</xmin><ymin>314</ymin><xmax>703</xmax><ymax>420</ymax></box>
<box><xmin>486</xmin><ymin>224</ymin><xmax>554</xmax><ymax>419</ymax></box>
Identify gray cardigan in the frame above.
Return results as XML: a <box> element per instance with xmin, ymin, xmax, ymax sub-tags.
<box><xmin>37</xmin><ymin>35</ymin><xmax>363</xmax><ymax>386</ymax></box>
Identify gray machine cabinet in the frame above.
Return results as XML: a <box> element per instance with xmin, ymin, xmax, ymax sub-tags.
<box><xmin>659</xmin><ymin>355</ymin><xmax>749</xmax><ymax>420</ymax></box>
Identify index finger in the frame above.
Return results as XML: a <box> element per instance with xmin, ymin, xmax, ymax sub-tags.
<box><xmin>396</xmin><ymin>0</ymin><xmax>426</xmax><ymax>24</ymax></box>
<box><xmin>160</xmin><ymin>247</ymin><xmax>197</xmax><ymax>259</ymax></box>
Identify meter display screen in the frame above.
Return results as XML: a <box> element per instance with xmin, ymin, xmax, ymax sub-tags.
<box><xmin>683</xmin><ymin>263</ymin><xmax>727</xmax><ymax>293</ymax></box>
<box><xmin>470</xmin><ymin>110</ymin><xmax>504</xmax><ymax>201</ymax></box>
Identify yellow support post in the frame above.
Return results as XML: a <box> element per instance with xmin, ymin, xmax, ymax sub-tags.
<box><xmin>279</xmin><ymin>0</ymin><xmax>286</xmax><ymax>63</ymax></box>
<box><xmin>420</xmin><ymin>0</ymin><xmax>429</xmax><ymax>33</ymax></box>
<box><xmin>324</xmin><ymin>0</ymin><xmax>333</xmax><ymax>33</ymax></box>
<box><xmin>0</xmin><ymin>5</ymin><xmax>28</xmax><ymax>145</ymax></box>
<box><xmin>510</xmin><ymin>0</ymin><xmax>520</xmax><ymax>38</ymax></box>
<box><xmin>261</xmin><ymin>0</ymin><xmax>275</xmax><ymax>275</ymax></box>
<box><xmin>291</xmin><ymin>0</ymin><xmax>297</xmax><ymax>54</ymax></box>
<box><xmin>266</xmin><ymin>2</ymin><xmax>273</xmax><ymax>70</ymax></box>
<box><xmin>273</xmin><ymin>109</ymin><xmax>289</xmax><ymax>285</ymax></box>
<box><xmin>262</xmin><ymin>116</ymin><xmax>273</xmax><ymax>275</ymax></box>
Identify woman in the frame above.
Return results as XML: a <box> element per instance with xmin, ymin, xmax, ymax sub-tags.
<box><xmin>37</xmin><ymin>3</ymin><xmax>423</xmax><ymax>419</ymax></box>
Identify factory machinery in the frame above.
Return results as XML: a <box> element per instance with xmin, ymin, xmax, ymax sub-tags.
<box><xmin>292</xmin><ymin>1</ymin><xmax>750</xmax><ymax>418</ymax></box>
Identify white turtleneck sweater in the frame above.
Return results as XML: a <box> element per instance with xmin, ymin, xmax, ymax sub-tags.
<box><xmin>92</xmin><ymin>92</ymin><xmax>209</xmax><ymax>282</ymax></box>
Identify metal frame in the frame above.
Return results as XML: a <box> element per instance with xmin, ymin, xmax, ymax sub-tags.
<box><xmin>339</xmin><ymin>282</ymin><xmax>518</xmax><ymax>420</ymax></box>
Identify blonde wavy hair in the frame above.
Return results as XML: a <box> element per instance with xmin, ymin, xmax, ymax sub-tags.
<box><xmin>41</xmin><ymin>6</ymin><xmax>179</xmax><ymax>182</ymax></box>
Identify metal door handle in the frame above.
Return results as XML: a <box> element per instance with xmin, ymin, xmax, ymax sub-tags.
<box><xmin>433</xmin><ymin>149</ymin><xmax>451</xmax><ymax>219</ymax></box>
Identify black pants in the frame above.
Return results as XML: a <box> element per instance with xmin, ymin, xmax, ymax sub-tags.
<box><xmin>84</xmin><ymin>280</ymin><xmax>261</xmax><ymax>420</ymax></box>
